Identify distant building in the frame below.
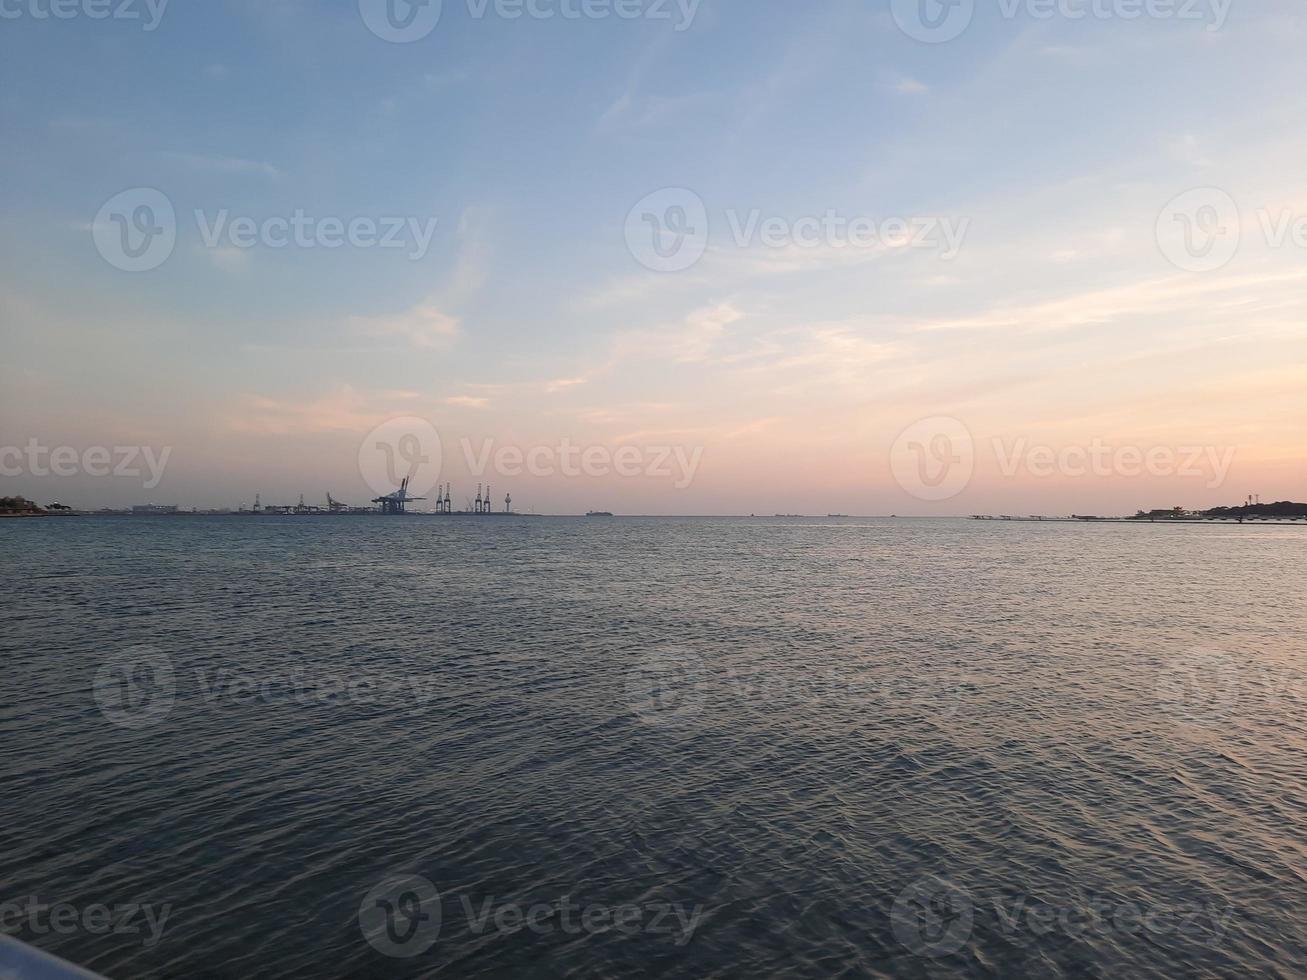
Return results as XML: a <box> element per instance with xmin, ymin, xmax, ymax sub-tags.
<box><xmin>132</xmin><ymin>504</ymin><xmax>178</xmax><ymax>516</ymax></box>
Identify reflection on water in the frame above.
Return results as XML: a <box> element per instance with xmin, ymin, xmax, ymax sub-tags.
<box><xmin>2</xmin><ymin>517</ymin><xmax>1305</xmax><ymax>978</ymax></box>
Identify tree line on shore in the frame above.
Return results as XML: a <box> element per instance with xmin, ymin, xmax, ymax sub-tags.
<box><xmin>0</xmin><ymin>496</ymin><xmax>43</xmax><ymax>514</ymax></box>
<box><xmin>1204</xmin><ymin>501</ymin><xmax>1307</xmax><ymax>519</ymax></box>
<box><xmin>1135</xmin><ymin>501</ymin><xmax>1307</xmax><ymax>521</ymax></box>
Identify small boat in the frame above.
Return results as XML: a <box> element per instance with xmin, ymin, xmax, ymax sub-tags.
<box><xmin>0</xmin><ymin>936</ymin><xmax>104</xmax><ymax>978</ymax></box>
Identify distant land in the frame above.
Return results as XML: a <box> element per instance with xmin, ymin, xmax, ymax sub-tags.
<box><xmin>0</xmin><ymin>496</ymin><xmax>68</xmax><ymax>518</ymax></box>
<box><xmin>972</xmin><ymin>502</ymin><xmax>1307</xmax><ymax>524</ymax></box>
<box><xmin>7</xmin><ymin>495</ymin><xmax>1307</xmax><ymax>523</ymax></box>
<box><xmin>1129</xmin><ymin>501</ymin><xmax>1307</xmax><ymax>522</ymax></box>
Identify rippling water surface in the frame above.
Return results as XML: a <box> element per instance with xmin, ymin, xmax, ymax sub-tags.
<box><xmin>2</xmin><ymin>516</ymin><xmax>1305</xmax><ymax>978</ymax></box>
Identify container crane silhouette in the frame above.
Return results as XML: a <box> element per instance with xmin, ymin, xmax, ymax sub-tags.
<box><xmin>372</xmin><ymin>476</ymin><xmax>426</xmax><ymax>515</ymax></box>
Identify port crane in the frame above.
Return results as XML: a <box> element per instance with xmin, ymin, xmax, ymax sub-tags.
<box><xmin>435</xmin><ymin>483</ymin><xmax>452</xmax><ymax>514</ymax></box>
<box><xmin>372</xmin><ymin>476</ymin><xmax>426</xmax><ymax>515</ymax></box>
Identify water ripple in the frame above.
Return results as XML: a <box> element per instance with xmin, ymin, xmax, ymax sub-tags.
<box><xmin>1</xmin><ymin>517</ymin><xmax>1304</xmax><ymax>978</ymax></box>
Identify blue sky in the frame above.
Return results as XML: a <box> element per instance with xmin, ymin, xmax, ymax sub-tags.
<box><xmin>2</xmin><ymin>0</ymin><xmax>1304</xmax><ymax>513</ymax></box>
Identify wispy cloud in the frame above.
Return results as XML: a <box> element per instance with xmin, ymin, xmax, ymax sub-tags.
<box><xmin>204</xmin><ymin>246</ymin><xmax>251</xmax><ymax>272</ymax></box>
<box><xmin>222</xmin><ymin>386</ymin><xmax>411</xmax><ymax>436</ymax></box>
<box><xmin>886</xmin><ymin>75</ymin><xmax>929</xmax><ymax>95</ymax></box>
<box><xmin>163</xmin><ymin>151</ymin><xmax>282</xmax><ymax>179</ymax></box>
<box><xmin>909</xmin><ymin>271</ymin><xmax>1307</xmax><ymax>335</ymax></box>
<box><xmin>545</xmin><ymin>377</ymin><xmax>589</xmax><ymax>394</ymax></box>
<box><xmin>349</xmin><ymin>302</ymin><xmax>461</xmax><ymax>350</ymax></box>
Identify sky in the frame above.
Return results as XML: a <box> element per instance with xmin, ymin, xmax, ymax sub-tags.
<box><xmin>1</xmin><ymin>0</ymin><xmax>1304</xmax><ymax>515</ymax></box>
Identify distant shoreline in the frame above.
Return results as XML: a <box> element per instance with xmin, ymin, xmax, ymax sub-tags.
<box><xmin>970</xmin><ymin>516</ymin><xmax>1307</xmax><ymax>527</ymax></box>
<box><xmin>5</xmin><ymin>512</ymin><xmax>1307</xmax><ymax>527</ymax></box>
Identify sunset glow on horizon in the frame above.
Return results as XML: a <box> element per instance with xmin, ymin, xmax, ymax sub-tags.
<box><xmin>3</xmin><ymin>1</ymin><xmax>1304</xmax><ymax>514</ymax></box>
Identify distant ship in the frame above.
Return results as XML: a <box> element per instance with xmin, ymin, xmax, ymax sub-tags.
<box><xmin>586</xmin><ymin>511</ymin><xmax>615</xmax><ymax>518</ymax></box>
